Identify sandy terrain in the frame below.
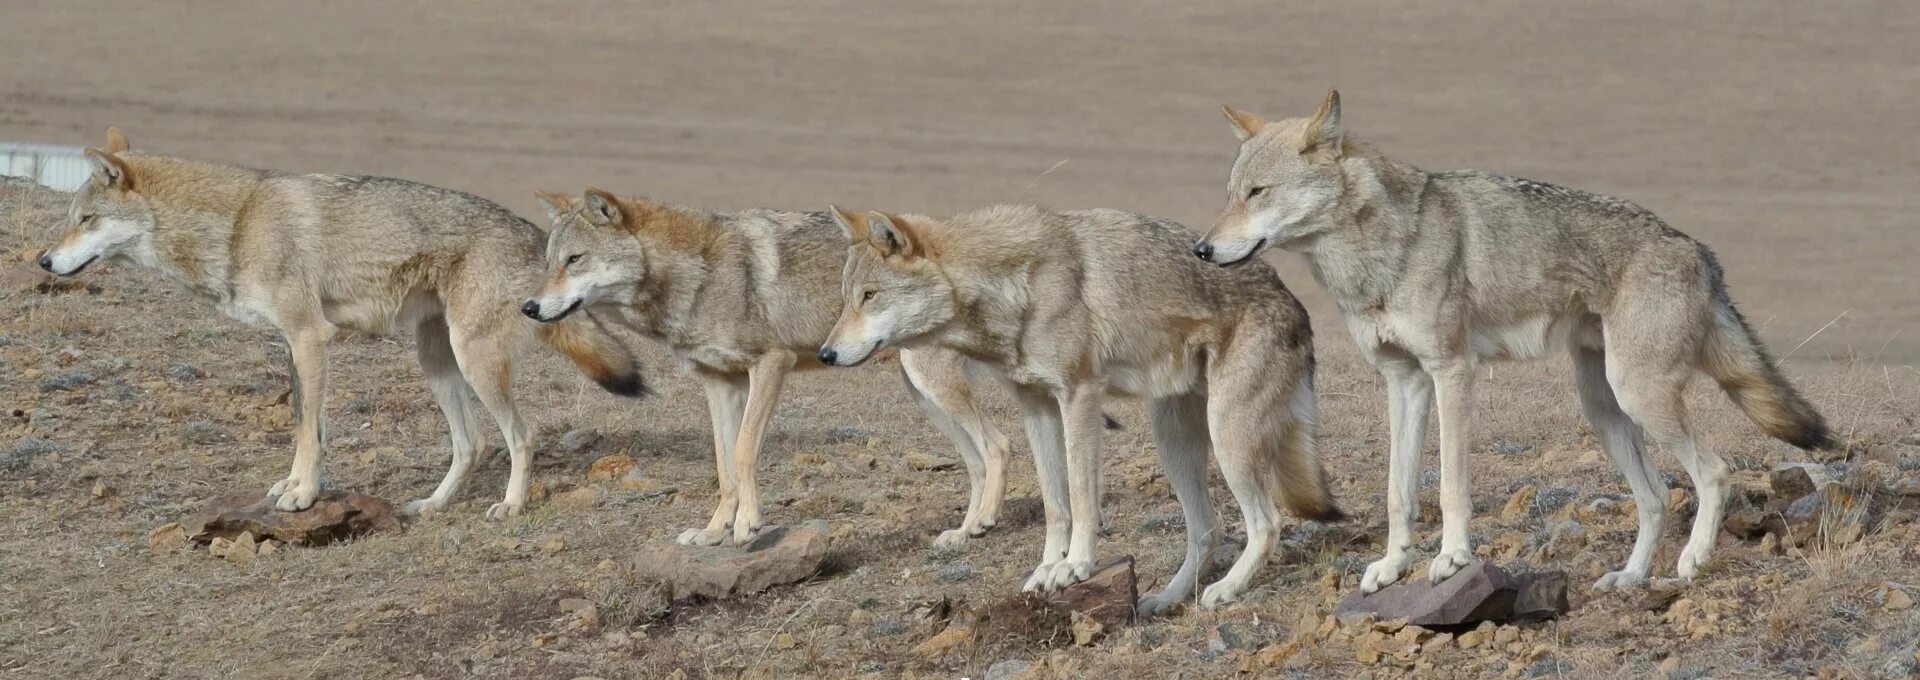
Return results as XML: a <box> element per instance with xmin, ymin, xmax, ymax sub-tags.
<box><xmin>2</xmin><ymin>1</ymin><xmax>1917</xmax><ymax>678</ymax></box>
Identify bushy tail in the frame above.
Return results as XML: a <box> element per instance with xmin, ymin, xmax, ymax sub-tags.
<box><xmin>1269</xmin><ymin>369</ymin><xmax>1345</xmax><ymax>522</ymax></box>
<box><xmin>1701</xmin><ymin>299</ymin><xmax>1835</xmax><ymax>450</ymax></box>
<box><xmin>538</xmin><ymin>311</ymin><xmax>650</xmax><ymax>398</ymax></box>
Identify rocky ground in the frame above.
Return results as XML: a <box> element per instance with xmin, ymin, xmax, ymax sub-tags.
<box><xmin>4</xmin><ymin>172</ymin><xmax>1920</xmax><ymax>678</ymax></box>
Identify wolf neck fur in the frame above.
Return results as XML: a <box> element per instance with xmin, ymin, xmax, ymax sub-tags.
<box><xmin>1299</xmin><ymin>140</ymin><xmax>1430</xmax><ymax>310</ymax></box>
<box><xmin>123</xmin><ymin>155</ymin><xmax>269</xmax><ymax>301</ymax></box>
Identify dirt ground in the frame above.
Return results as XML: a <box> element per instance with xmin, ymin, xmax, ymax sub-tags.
<box><xmin>2</xmin><ymin>2</ymin><xmax>1918</xmax><ymax>678</ymax></box>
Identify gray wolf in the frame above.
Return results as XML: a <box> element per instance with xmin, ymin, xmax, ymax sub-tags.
<box><xmin>1197</xmin><ymin>92</ymin><xmax>1837</xmax><ymax>592</ymax></box>
<box><xmin>522</xmin><ymin>190</ymin><xmax>1015</xmax><ymax>548</ymax></box>
<box><xmin>37</xmin><ymin>128</ymin><xmax>647</xmax><ymax>518</ymax></box>
<box><xmin>817</xmin><ymin>204</ymin><xmax>1342</xmax><ymax>614</ymax></box>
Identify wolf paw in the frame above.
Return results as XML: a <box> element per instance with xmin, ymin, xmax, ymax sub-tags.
<box><xmin>933</xmin><ymin>529</ymin><xmax>973</xmax><ymax>550</ymax></box>
<box><xmin>1200</xmin><ymin>581</ymin><xmax>1247</xmax><ymax>609</ymax></box>
<box><xmin>1675</xmin><ymin>546</ymin><xmax>1710</xmax><ymax>581</ymax></box>
<box><xmin>484</xmin><ymin>502</ymin><xmax>523</xmax><ymax>521</ymax></box>
<box><xmin>1361</xmin><ymin>551</ymin><xmax>1415</xmax><ymax>593</ymax></box>
<box><xmin>1044</xmin><ymin>558</ymin><xmax>1094</xmax><ymax>590</ymax></box>
<box><xmin>1022</xmin><ymin>561</ymin><xmax>1060</xmax><ymax>592</ymax></box>
<box><xmin>403</xmin><ymin>497</ymin><xmax>448</xmax><ymax>517</ymax></box>
<box><xmin>272</xmin><ymin>483</ymin><xmax>319</xmax><ymax>512</ymax></box>
<box><xmin>1136</xmin><ymin>590</ymin><xmax>1185</xmax><ymax>617</ymax></box>
<box><xmin>1427</xmin><ymin>548</ymin><xmax>1474</xmax><ymax>584</ymax></box>
<box><xmin>1592</xmin><ymin>569</ymin><xmax>1649</xmax><ymax>591</ymax></box>
<box><xmin>677</xmin><ymin>527</ymin><xmax>729</xmax><ymax>547</ymax></box>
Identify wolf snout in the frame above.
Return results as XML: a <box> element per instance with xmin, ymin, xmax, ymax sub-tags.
<box><xmin>36</xmin><ymin>251</ymin><xmax>54</xmax><ymax>273</ymax></box>
<box><xmin>1192</xmin><ymin>241</ymin><xmax>1215</xmax><ymax>262</ymax></box>
<box><xmin>520</xmin><ymin>300</ymin><xmax>543</xmax><ymax>320</ymax></box>
<box><xmin>816</xmin><ymin>347</ymin><xmax>838</xmax><ymax>366</ymax></box>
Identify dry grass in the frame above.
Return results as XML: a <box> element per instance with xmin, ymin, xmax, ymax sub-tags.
<box><xmin>3</xmin><ymin>179</ymin><xmax>1918</xmax><ymax>679</ymax></box>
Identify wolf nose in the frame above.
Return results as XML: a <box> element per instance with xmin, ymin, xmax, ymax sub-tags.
<box><xmin>817</xmin><ymin>348</ymin><xmax>838</xmax><ymax>366</ymax></box>
<box><xmin>1192</xmin><ymin>242</ymin><xmax>1214</xmax><ymax>262</ymax></box>
<box><xmin>520</xmin><ymin>300</ymin><xmax>542</xmax><ymax>320</ymax></box>
<box><xmin>37</xmin><ymin>253</ymin><xmax>54</xmax><ymax>272</ymax></box>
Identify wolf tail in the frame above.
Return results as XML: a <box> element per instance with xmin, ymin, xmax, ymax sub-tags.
<box><xmin>538</xmin><ymin>311</ymin><xmax>650</xmax><ymax>398</ymax></box>
<box><xmin>1268</xmin><ymin>367</ymin><xmax>1345</xmax><ymax>522</ymax></box>
<box><xmin>1700</xmin><ymin>297</ymin><xmax>1835</xmax><ymax>451</ymax></box>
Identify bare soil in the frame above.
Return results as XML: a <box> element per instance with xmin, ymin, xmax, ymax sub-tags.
<box><xmin>3</xmin><ymin>2</ymin><xmax>1918</xmax><ymax>678</ymax></box>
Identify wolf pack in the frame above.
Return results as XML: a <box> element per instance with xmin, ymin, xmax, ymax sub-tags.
<box><xmin>36</xmin><ymin>91</ymin><xmax>1836</xmax><ymax>615</ymax></box>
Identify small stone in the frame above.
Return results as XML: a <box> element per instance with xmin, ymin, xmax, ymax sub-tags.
<box><xmin>1493</xmin><ymin>625</ymin><xmax>1519</xmax><ymax>645</ymax></box>
<box><xmin>985</xmin><ymin>659</ymin><xmax>1033</xmax><ymax>680</ymax></box>
<box><xmin>167</xmin><ymin>363</ymin><xmax>205</xmax><ymax>381</ymax></box>
<box><xmin>1458</xmin><ymin>629</ymin><xmax>1486</xmax><ymax>649</ymax></box>
<box><xmin>148</xmin><ymin>523</ymin><xmax>188</xmax><ymax>554</ymax></box>
<box><xmin>258</xmin><ymin>540</ymin><xmax>280</xmax><ymax>556</ymax></box>
<box><xmin>90</xmin><ymin>480</ymin><xmax>115</xmax><ymax>499</ymax></box>
<box><xmin>1886</xmin><ymin>588</ymin><xmax>1914</xmax><ymax>611</ymax></box>
<box><xmin>905</xmin><ymin>452</ymin><xmax>957</xmax><ymax>471</ymax></box>
<box><xmin>915</xmin><ymin>624</ymin><xmax>973</xmax><ymax>657</ymax></box>
<box><xmin>557</xmin><ymin>429</ymin><xmax>601</xmax><ymax>454</ymax></box>
<box><xmin>936</xmin><ymin>562</ymin><xmax>975</xmax><ymax>584</ymax></box>
<box><xmin>1501</xmin><ymin>485</ymin><xmax>1539</xmax><ymax>523</ymax></box>
<box><xmin>208</xmin><ymin>537</ymin><xmax>234</xmax><ymax>558</ymax></box>
<box><xmin>225</xmin><ymin>531</ymin><xmax>257</xmax><ymax>565</ymax></box>
<box><xmin>773</xmin><ymin>632</ymin><xmax>799</xmax><ymax>649</ymax></box>
<box><xmin>541</xmin><ymin>538</ymin><xmax>567</xmax><ymax>556</ymax></box>
<box><xmin>1424</xmin><ymin>632</ymin><xmax>1454</xmax><ymax>652</ymax></box>
<box><xmin>588</xmin><ymin>454</ymin><xmax>638</xmax><ymax>481</ymax></box>
<box><xmin>1771</xmin><ymin>463</ymin><xmax>1829</xmax><ymax>502</ymax></box>
<box><xmin>1071</xmin><ymin>616</ymin><xmax>1104</xmax><ymax>646</ymax></box>
<box><xmin>554</xmin><ymin>486</ymin><xmax>605</xmax><ymax>508</ymax></box>
<box><xmin>1759</xmin><ymin>532</ymin><xmax>1780</xmax><ymax>554</ymax></box>
<box><xmin>1666</xmin><ymin>598</ymin><xmax>1696</xmax><ymax>623</ymax></box>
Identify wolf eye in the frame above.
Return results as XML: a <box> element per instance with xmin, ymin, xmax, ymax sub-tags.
<box><xmin>565</xmin><ymin>253</ymin><xmax>583</xmax><ymax>265</ymax></box>
<box><xmin>1247</xmin><ymin>186</ymin><xmax>1270</xmax><ymax>199</ymax></box>
<box><xmin>78</xmin><ymin>214</ymin><xmax>95</xmax><ymax>225</ymax></box>
<box><xmin>861</xmin><ymin>290</ymin><xmax>877</xmax><ymax>302</ymax></box>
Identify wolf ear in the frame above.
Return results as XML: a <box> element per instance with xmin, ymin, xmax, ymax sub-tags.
<box><xmin>84</xmin><ymin>148</ymin><xmax>132</xmax><ymax>190</ymax></box>
<box><xmin>581</xmin><ymin>188</ymin><xmax>623</xmax><ymax>227</ymax></box>
<box><xmin>865</xmin><ymin>211</ymin><xmax>919</xmax><ymax>259</ymax></box>
<box><xmin>827</xmin><ymin>204</ymin><xmax>870</xmax><ymax>244</ymax></box>
<box><xmin>1222</xmin><ymin>106</ymin><xmax>1267</xmax><ymax>142</ymax></box>
<box><xmin>104</xmin><ymin>127</ymin><xmax>129</xmax><ymax>155</ymax></box>
<box><xmin>1302</xmin><ymin>90</ymin><xmax>1342</xmax><ymax>156</ymax></box>
<box><xmin>533</xmin><ymin>190</ymin><xmax>574</xmax><ymax>229</ymax></box>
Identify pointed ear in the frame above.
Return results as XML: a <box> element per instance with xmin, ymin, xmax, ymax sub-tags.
<box><xmin>532</xmin><ymin>190</ymin><xmax>574</xmax><ymax>228</ymax></box>
<box><xmin>85</xmin><ymin>148</ymin><xmax>131</xmax><ymax>189</ymax></box>
<box><xmin>1222</xmin><ymin>106</ymin><xmax>1267</xmax><ymax>142</ymax></box>
<box><xmin>581</xmin><ymin>188</ymin><xmax>623</xmax><ymax>226</ymax></box>
<box><xmin>865</xmin><ymin>211</ymin><xmax>919</xmax><ymax>258</ymax></box>
<box><xmin>827</xmin><ymin>204</ymin><xmax>870</xmax><ymax>244</ymax></box>
<box><xmin>104</xmin><ymin>127</ymin><xmax>129</xmax><ymax>154</ymax></box>
<box><xmin>1302</xmin><ymin>90</ymin><xmax>1342</xmax><ymax>155</ymax></box>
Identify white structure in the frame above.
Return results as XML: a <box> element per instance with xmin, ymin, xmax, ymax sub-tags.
<box><xmin>1</xmin><ymin>143</ymin><xmax>91</xmax><ymax>191</ymax></box>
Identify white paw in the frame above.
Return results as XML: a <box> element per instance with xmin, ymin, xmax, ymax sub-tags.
<box><xmin>272</xmin><ymin>483</ymin><xmax>319</xmax><ymax>512</ymax></box>
<box><xmin>1022</xmin><ymin>561</ymin><xmax>1059</xmax><ymax>592</ymax></box>
<box><xmin>1137</xmin><ymin>591</ymin><xmax>1183</xmax><ymax>617</ymax></box>
<box><xmin>1199</xmin><ymin>581</ymin><xmax>1246</xmax><ymax>609</ymax></box>
<box><xmin>1427</xmin><ymin>548</ymin><xmax>1474</xmax><ymax>584</ymax></box>
<box><xmin>677</xmin><ymin>527</ymin><xmax>728</xmax><ymax>547</ymax></box>
<box><xmin>1592</xmin><ymin>569</ymin><xmax>1649</xmax><ymax>591</ymax></box>
<box><xmin>1676</xmin><ymin>547</ymin><xmax>1709</xmax><ymax>581</ymax></box>
<box><xmin>1044</xmin><ymin>558</ymin><xmax>1094</xmax><ymax>591</ymax></box>
<box><xmin>1361</xmin><ymin>551</ymin><xmax>1415</xmax><ymax>594</ymax></box>
<box><xmin>403</xmin><ymin>498</ymin><xmax>448</xmax><ymax>517</ymax></box>
<box><xmin>267</xmin><ymin>477</ymin><xmax>299</xmax><ymax>497</ymax></box>
<box><xmin>933</xmin><ymin>529</ymin><xmax>972</xmax><ymax>550</ymax></box>
<box><xmin>730</xmin><ymin>509</ymin><xmax>763</xmax><ymax>545</ymax></box>
<box><xmin>484</xmin><ymin>501</ymin><xmax>523</xmax><ymax>521</ymax></box>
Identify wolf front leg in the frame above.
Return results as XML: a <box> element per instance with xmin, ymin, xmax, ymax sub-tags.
<box><xmin>1362</xmin><ymin>358</ymin><xmax>1432</xmax><ymax>593</ymax></box>
<box><xmin>271</xmin><ymin>323</ymin><xmax>337</xmax><ymax>511</ymax></box>
<box><xmin>1425</xmin><ymin>359</ymin><xmax>1477</xmax><ymax>583</ymax></box>
<box><xmin>727</xmin><ymin>351</ymin><xmax>795</xmax><ymax>545</ymax></box>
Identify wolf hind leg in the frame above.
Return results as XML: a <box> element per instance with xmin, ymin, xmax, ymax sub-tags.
<box><xmin>447</xmin><ymin>324</ymin><xmax>535</xmax><ymax>520</ymax></box>
<box><xmin>1573</xmin><ymin>342</ymin><xmax>1666</xmax><ymax>590</ymax></box>
<box><xmin>405</xmin><ymin>316</ymin><xmax>489</xmax><ymax>517</ymax></box>
<box><xmin>1137</xmin><ymin>392</ymin><xmax>1216</xmax><ymax>616</ymax></box>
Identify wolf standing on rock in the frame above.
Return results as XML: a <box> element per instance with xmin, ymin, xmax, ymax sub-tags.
<box><xmin>1195</xmin><ymin>92</ymin><xmax>1837</xmax><ymax>593</ymax></box>
<box><xmin>817</xmin><ymin>204</ymin><xmax>1343</xmax><ymax>613</ymax></box>
<box><xmin>36</xmin><ymin>129</ymin><xmax>647</xmax><ymax>518</ymax></box>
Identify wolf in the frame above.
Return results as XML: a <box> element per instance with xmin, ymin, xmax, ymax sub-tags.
<box><xmin>36</xmin><ymin>129</ymin><xmax>647</xmax><ymax>518</ymax></box>
<box><xmin>1196</xmin><ymin>91</ymin><xmax>1838</xmax><ymax>592</ymax></box>
<box><xmin>521</xmin><ymin>190</ymin><xmax>1017</xmax><ymax>548</ymax></box>
<box><xmin>817</xmin><ymin>204</ymin><xmax>1343</xmax><ymax>613</ymax></box>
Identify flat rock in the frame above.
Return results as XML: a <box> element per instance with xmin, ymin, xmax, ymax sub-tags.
<box><xmin>147</xmin><ymin>522</ymin><xmax>188</xmax><ymax>554</ymax></box>
<box><xmin>1770</xmin><ymin>463</ymin><xmax>1829</xmax><ymax>503</ymax></box>
<box><xmin>1046</xmin><ymin>557</ymin><xmax>1137</xmax><ymax>630</ymax></box>
<box><xmin>974</xmin><ymin>556</ymin><xmax>1138</xmax><ymax>647</ymax></box>
<box><xmin>184</xmin><ymin>490</ymin><xmax>400</xmax><ymax>547</ymax></box>
<box><xmin>631</xmin><ymin>520</ymin><xmax>833</xmax><ymax>600</ymax></box>
<box><xmin>1336</xmin><ymin>561</ymin><xmax>1570</xmax><ymax>627</ymax></box>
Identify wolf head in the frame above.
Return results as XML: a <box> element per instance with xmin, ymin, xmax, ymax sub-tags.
<box><xmin>1196</xmin><ymin>90</ymin><xmax>1347</xmax><ymax>266</ymax></box>
<box><xmin>39</xmin><ymin>128</ymin><xmax>157</xmax><ymax>276</ymax></box>
<box><xmin>817</xmin><ymin>206</ymin><xmax>956</xmax><ymax>367</ymax></box>
<box><xmin>522</xmin><ymin>189</ymin><xmax>650</xmax><ymax>323</ymax></box>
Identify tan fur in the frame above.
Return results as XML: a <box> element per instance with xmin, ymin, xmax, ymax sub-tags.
<box><xmin>1198</xmin><ymin>92</ymin><xmax>1835</xmax><ymax>594</ymax></box>
<box><xmin>37</xmin><ymin>129</ymin><xmax>646</xmax><ymax>519</ymax></box>
<box><xmin>527</xmin><ymin>191</ymin><xmax>1015</xmax><ymax>549</ymax></box>
<box><xmin>820</xmin><ymin>204</ymin><xmax>1341</xmax><ymax>614</ymax></box>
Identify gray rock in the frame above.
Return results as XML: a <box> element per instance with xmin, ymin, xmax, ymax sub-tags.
<box><xmin>167</xmin><ymin>363</ymin><xmax>205</xmax><ymax>381</ymax></box>
<box><xmin>39</xmin><ymin>371</ymin><xmax>95</xmax><ymax>392</ymax></box>
<box><xmin>1493</xmin><ymin>441</ymin><xmax>1533</xmax><ymax>456</ymax></box>
<box><xmin>184</xmin><ymin>420</ymin><xmax>228</xmax><ymax>445</ymax></box>
<box><xmin>985</xmin><ymin>659</ymin><xmax>1032</xmax><ymax>680</ymax></box>
<box><xmin>937</xmin><ymin>562</ymin><xmax>975</xmax><ymax>584</ymax></box>
<box><xmin>631</xmin><ymin>521</ymin><xmax>834</xmax><ymax>600</ymax></box>
<box><xmin>1335</xmin><ymin>561</ymin><xmax>1570</xmax><ymax>626</ymax></box>
<box><xmin>825</xmin><ymin>426</ymin><xmax>869</xmax><ymax>443</ymax></box>
<box><xmin>0</xmin><ymin>437</ymin><xmax>62</xmax><ymax>471</ymax></box>
<box><xmin>1532</xmin><ymin>487</ymin><xmax>1577</xmax><ymax>516</ymax></box>
<box><xmin>557</xmin><ymin>429</ymin><xmax>600</xmax><ymax>454</ymax></box>
<box><xmin>1525</xmin><ymin>659</ymin><xmax>1571</xmax><ymax>677</ymax></box>
<box><xmin>1771</xmin><ymin>462</ymin><xmax>1829</xmax><ymax>502</ymax></box>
